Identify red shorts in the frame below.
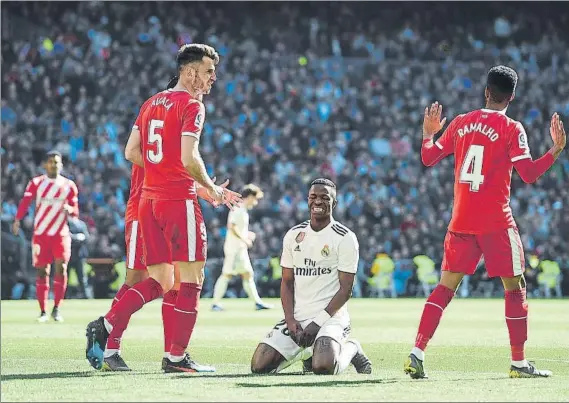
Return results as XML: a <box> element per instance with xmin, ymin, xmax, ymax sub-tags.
<box><xmin>125</xmin><ymin>220</ymin><xmax>145</xmax><ymax>270</ymax></box>
<box><xmin>139</xmin><ymin>198</ymin><xmax>207</xmax><ymax>266</ymax></box>
<box><xmin>442</xmin><ymin>227</ymin><xmax>525</xmax><ymax>278</ymax></box>
<box><xmin>32</xmin><ymin>235</ymin><xmax>71</xmax><ymax>268</ymax></box>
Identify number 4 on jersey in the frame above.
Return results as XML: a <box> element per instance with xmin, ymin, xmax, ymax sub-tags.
<box><xmin>459</xmin><ymin>145</ymin><xmax>485</xmax><ymax>192</ymax></box>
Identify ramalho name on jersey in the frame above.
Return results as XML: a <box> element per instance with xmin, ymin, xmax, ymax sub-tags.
<box><xmin>434</xmin><ymin>108</ymin><xmax>531</xmax><ymax>234</ymax></box>
<box><xmin>134</xmin><ymin>89</ymin><xmax>206</xmax><ymax>201</ymax></box>
<box><xmin>281</xmin><ymin>219</ymin><xmax>359</xmax><ymax>321</ymax></box>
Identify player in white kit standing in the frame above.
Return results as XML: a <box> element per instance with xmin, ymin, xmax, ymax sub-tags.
<box><xmin>250</xmin><ymin>178</ymin><xmax>372</xmax><ymax>375</ymax></box>
<box><xmin>211</xmin><ymin>184</ymin><xmax>273</xmax><ymax>311</ymax></box>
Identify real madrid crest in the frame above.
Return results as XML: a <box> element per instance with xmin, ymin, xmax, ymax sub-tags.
<box><xmin>321</xmin><ymin>244</ymin><xmax>330</xmax><ymax>257</ymax></box>
<box><xmin>295</xmin><ymin>232</ymin><xmax>305</xmax><ymax>243</ymax></box>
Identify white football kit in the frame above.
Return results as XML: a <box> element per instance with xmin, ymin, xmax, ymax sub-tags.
<box><xmin>222</xmin><ymin>205</ymin><xmax>254</xmax><ymax>275</ymax></box>
<box><xmin>261</xmin><ymin>219</ymin><xmax>359</xmax><ymax>361</ymax></box>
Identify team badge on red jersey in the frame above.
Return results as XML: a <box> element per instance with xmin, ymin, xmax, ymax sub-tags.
<box><xmin>295</xmin><ymin>232</ymin><xmax>305</xmax><ymax>243</ymax></box>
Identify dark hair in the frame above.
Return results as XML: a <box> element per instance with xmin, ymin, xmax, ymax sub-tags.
<box><xmin>45</xmin><ymin>150</ymin><xmax>62</xmax><ymax>161</ymax></box>
<box><xmin>166</xmin><ymin>76</ymin><xmax>178</xmax><ymax>89</ymax></box>
<box><xmin>486</xmin><ymin>65</ymin><xmax>518</xmax><ymax>103</ymax></box>
<box><xmin>176</xmin><ymin>44</ymin><xmax>219</xmax><ymax>71</ymax></box>
<box><xmin>310</xmin><ymin>178</ymin><xmax>336</xmax><ymax>189</ymax></box>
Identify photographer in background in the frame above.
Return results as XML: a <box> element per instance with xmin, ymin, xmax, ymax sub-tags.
<box><xmin>68</xmin><ymin>216</ymin><xmax>91</xmax><ymax>299</ymax></box>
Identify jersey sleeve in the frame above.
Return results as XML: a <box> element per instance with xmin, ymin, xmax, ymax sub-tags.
<box><xmin>280</xmin><ymin>230</ymin><xmax>295</xmax><ymax>269</ymax></box>
<box><xmin>508</xmin><ymin>122</ymin><xmax>531</xmax><ymax>162</ymax></box>
<box><xmin>181</xmin><ymin>100</ymin><xmax>206</xmax><ymax>140</ymax></box>
<box><xmin>66</xmin><ymin>181</ymin><xmax>79</xmax><ymax>218</ymax></box>
<box><xmin>15</xmin><ymin>178</ymin><xmax>39</xmax><ymax>220</ymax></box>
<box><xmin>337</xmin><ymin>232</ymin><xmax>359</xmax><ymax>274</ymax></box>
<box><xmin>434</xmin><ymin>115</ymin><xmax>461</xmax><ymax>154</ymax></box>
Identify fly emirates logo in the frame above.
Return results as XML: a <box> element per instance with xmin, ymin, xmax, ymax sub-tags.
<box><xmin>295</xmin><ymin>258</ymin><xmax>332</xmax><ymax>276</ymax></box>
<box><xmin>458</xmin><ymin>122</ymin><xmax>500</xmax><ymax>142</ymax></box>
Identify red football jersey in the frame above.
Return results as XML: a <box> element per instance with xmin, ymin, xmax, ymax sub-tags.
<box><xmin>134</xmin><ymin>89</ymin><xmax>205</xmax><ymax>200</ymax></box>
<box><xmin>434</xmin><ymin>109</ymin><xmax>531</xmax><ymax>234</ymax></box>
<box><xmin>15</xmin><ymin>174</ymin><xmax>79</xmax><ymax>237</ymax></box>
<box><xmin>124</xmin><ymin>164</ymin><xmax>143</xmax><ymax>223</ymax></box>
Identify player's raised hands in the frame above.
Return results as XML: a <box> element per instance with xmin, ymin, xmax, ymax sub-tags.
<box><xmin>550</xmin><ymin>113</ymin><xmax>566</xmax><ymax>151</ymax></box>
<box><xmin>423</xmin><ymin>101</ymin><xmax>447</xmax><ymax>139</ymax></box>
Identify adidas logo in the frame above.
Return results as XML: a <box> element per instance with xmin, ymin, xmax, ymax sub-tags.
<box><xmin>294</xmin><ymin>245</ymin><xmax>301</xmax><ymax>252</ymax></box>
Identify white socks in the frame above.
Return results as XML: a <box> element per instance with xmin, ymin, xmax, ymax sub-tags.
<box><xmin>411</xmin><ymin>347</ymin><xmax>425</xmax><ymax>361</ymax></box>
<box><xmin>335</xmin><ymin>341</ymin><xmax>358</xmax><ymax>374</ymax></box>
<box><xmin>511</xmin><ymin>359</ymin><xmax>529</xmax><ymax>368</ymax></box>
<box><xmin>104</xmin><ymin>348</ymin><xmax>119</xmax><ymax>358</ymax></box>
<box><xmin>212</xmin><ymin>276</ymin><xmax>229</xmax><ymax>305</ymax></box>
<box><xmin>104</xmin><ymin>318</ymin><xmax>113</xmax><ymax>333</ymax></box>
<box><xmin>242</xmin><ymin>277</ymin><xmax>263</xmax><ymax>305</ymax></box>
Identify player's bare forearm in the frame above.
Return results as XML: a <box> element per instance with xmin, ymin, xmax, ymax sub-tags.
<box><xmin>229</xmin><ymin>225</ymin><xmax>249</xmax><ymax>246</ymax></box>
<box><xmin>421</xmin><ymin>139</ymin><xmax>448</xmax><ymax>166</ymax></box>
<box><xmin>550</xmin><ymin>145</ymin><xmax>565</xmax><ymax>160</ymax></box>
<box><xmin>127</xmin><ymin>151</ymin><xmax>144</xmax><ymax>167</ymax></box>
<box><xmin>514</xmin><ymin>151</ymin><xmax>557</xmax><ymax>184</ymax></box>
<box><xmin>182</xmin><ymin>137</ymin><xmax>216</xmax><ymax>190</ymax></box>
<box><xmin>185</xmin><ymin>154</ymin><xmax>216</xmax><ymax>190</ymax></box>
<box><xmin>281</xmin><ymin>268</ymin><xmax>295</xmax><ymax>322</ymax></box>
<box><xmin>125</xmin><ymin>129</ymin><xmax>143</xmax><ymax>167</ymax></box>
<box><xmin>323</xmin><ymin>271</ymin><xmax>355</xmax><ymax>317</ymax></box>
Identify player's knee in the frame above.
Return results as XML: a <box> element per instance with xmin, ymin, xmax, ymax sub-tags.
<box><xmin>241</xmin><ymin>272</ymin><xmax>251</xmax><ymax>281</ymax></box>
<box><xmin>125</xmin><ymin>269</ymin><xmax>149</xmax><ymax>287</ymax></box>
<box><xmin>312</xmin><ymin>359</ymin><xmax>335</xmax><ymax>375</ymax></box>
<box><xmin>37</xmin><ymin>267</ymin><xmax>49</xmax><ymax>278</ymax></box>
<box><xmin>501</xmin><ymin>275</ymin><xmax>524</xmax><ymax>291</ymax></box>
<box><xmin>250</xmin><ymin>355</ymin><xmax>273</xmax><ymax>374</ymax></box>
<box><xmin>54</xmin><ymin>261</ymin><xmax>67</xmax><ymax>275</ymax></box>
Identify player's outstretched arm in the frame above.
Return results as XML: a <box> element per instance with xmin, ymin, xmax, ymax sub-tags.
<box><xmin>12</xmin><ymin>178</ymin><xmax>38</xmax><ymax>235</ymax></box>
<box><xmin>124</xmin><ymin>128</ymin><xmax>143</xmax><ymax>167</ymax></box>
<box><xmin>182</xmin><ymin>136</ymin><xmax>241</xmax><ymax>209</ymax></box>
<box><xmin>513</xmin><ymin>113</ymin><xmax>566</xmax><ymax>184</ymax></box>
<box><xmin>421</xmin><ymin>102</ymin><xmax>454</xmax><ymax>166</ymax></box>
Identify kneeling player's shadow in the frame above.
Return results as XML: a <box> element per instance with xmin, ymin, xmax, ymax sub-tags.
<box><xmin>1</xmin><ymin>371</ymin><xmax>120</xmax><ymax>382</ymax></box>
<box><xmin>172</xmin><ymin>371</ymin><xmax>305</xmax><ymax>380</ymax></box>
<box><xmin>236</xmin><ymin>378</ymin><xmax>396</xmax><ymax>388</ymax></box>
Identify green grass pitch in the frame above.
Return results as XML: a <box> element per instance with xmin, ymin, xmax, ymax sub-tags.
<box><xmin>1</xmin><ymin>298</ymin><xmax>568</xmax><ymax>402</ymax></box>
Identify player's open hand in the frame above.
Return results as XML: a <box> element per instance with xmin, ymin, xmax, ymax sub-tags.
<box><xmin>299</xmin><ymin>322</ymin><xmax>321</xmax><ymax>348</ymax></box>
<box><xmin>62</xmin><ymin>204</ymin><xmax>74</xmax><ymax>215</ymax></box>
<box><xmin>550</xmin><ymin>112</ymin><xmax>566</xmax><ymax>151</ymax></box>
<box><xmin>11</xmin><ymin>220</ymin><xmax>20</xmax><ymax>236</ymax></box>
<box><xmin>423</xmin><ymin>102</ymin><xmax>447</xmax><ymax>139</ymax></box>
<box><xmin>198</xmin><ymin>177</ymin><xmax>229</xmax><ymax>207</ymax></box>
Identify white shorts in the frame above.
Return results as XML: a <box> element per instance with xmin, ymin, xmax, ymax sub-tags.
<box><xmin>261</xmin><ymin>316</ymin><xmax>351</xmax><ymax>361</ymax></box>
<box><xmin>221</xmin><ymin>247</ymin><xmax>253</xmax><ymax>276</ymax></box>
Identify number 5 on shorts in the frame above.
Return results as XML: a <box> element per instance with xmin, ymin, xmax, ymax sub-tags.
<box><xmin>147</xmin><ymin>119</ymin><xmax>164</xmax><ymax>164</ymax></box>
<box><xmin>460</xmin><ymin>144</ymin><xmax>485</xmax><ymax>192</ymax></box>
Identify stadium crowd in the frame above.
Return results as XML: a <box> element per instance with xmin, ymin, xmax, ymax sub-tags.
<box><xmin>2</xmin><ymin>2</ymin><xmax>568</xmax><ymax>298</ymax></box>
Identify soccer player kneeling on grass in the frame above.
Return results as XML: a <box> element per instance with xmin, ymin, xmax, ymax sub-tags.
<box><xmin>250</xmin><ymin>179</ymin><xmax>372</xmax><ymax>375</ymax></box>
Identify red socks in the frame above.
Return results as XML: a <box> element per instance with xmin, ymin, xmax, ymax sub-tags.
<box><xmin>36</xmin><ymin>276</ymin><xmax>49</xmax><ymax>313</ymax></box>
<box><xmin>105</xmin><ymin>277</ymin><xmax>163</xmax><ymax>350</ymax></box>
<box><xmin>112</xmin><ymin>284</ymin><xmax>131</xmax><ymax>308</ymax></box>
<box><xmin>53</xmin><ymin>274</ymin><xmax>67</xmax><ymax>308</ymax></box>
<box><xmin>162</xmin><ymin>289</ymin><xmax>178</xmax><ymax>354</ymax></box>
<box><xmin>415</xmin><ymin>284</ymin><xmax>455</xmax><ymax>351</ymax></box>
<box><xmin>505</xmin><ymin>288</ymin><xmax>528</xmax><ymax>361</ymax></box>
<box><xmin>170</xmin><ymin>283</ymin><xmax>201</xmax><ymax>357</ymax></box>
